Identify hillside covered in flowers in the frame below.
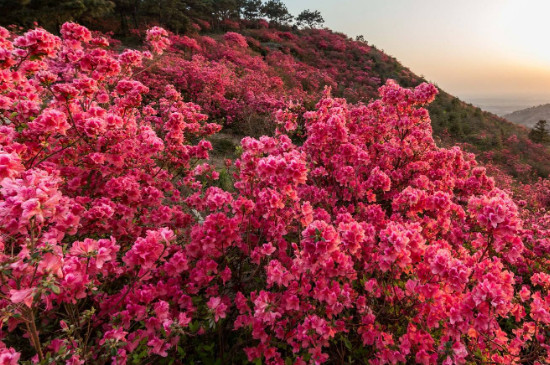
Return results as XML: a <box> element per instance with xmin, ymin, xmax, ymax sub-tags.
<box><xmin>2</xmin><ymin>4</ymin><xmax>550</xmax><ymax>365</ymax></box>
<box><xmin>137</xmin><ymin>13</ymin><xmax>550</xmax><ymax>185</ymax></box>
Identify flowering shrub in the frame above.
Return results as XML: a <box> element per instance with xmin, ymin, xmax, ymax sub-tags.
<box><xmin>0</xmin><ymin>23</ymin><xmax>220</xmax><ymax>363</ymax></box>
<box><xmin>223</xmin><ymin>32</ymin><xmax>248</xmax><ymax>48</ymax></box>
<box><xmin>141</xmin><ymin>32</ymin><xmax>315</xmax><ymax>132</ymax></box>
<box><xmin>1</xmin><ymin>22</ymin><xmax>550</xmax><ymax>365</ymax></box>
<box><xmin>140</xmin><ymin>28</ymin><xmax>384</xmax><ymax>133</ymax></box>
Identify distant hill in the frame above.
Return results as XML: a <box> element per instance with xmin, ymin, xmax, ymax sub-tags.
<box><xmin>504</xmin><ymin>104</ymin><xmax>550</xmax><ymax>128</ymax></box>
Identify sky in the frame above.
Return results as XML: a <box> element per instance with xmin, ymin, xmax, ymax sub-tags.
<box><xmin>285</xmin><ymin>0</ymin><xmax>550</xmax><ymax>113</ymax></box>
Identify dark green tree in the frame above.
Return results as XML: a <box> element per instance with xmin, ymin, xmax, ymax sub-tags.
<box><xmin>138</xmin><ymin>0</ymin><xmax>213</xmax><ymax>34</ymax></box>
<box><xmin>241</xmin><ymin>0</ymin><xmax>262</xmax><ymax>20</ymax></box>
<box><xmin>111</xmin><ymin>0</ymin><xmax>142</xmax><ymax>34</ymax></box>
<box><xmin>261</xmin><ymin>0</ymin><xmax>292</xmax><ymax>25</ymax></box>
<box><xmin>0</xmin><ymin>0</ymin><xmax>114</xmax><ymax>31</ymax></box>
<box><xmin>296</xmin><ymin>9</ymin><xmax>323</xmax><ymax>28</ymax></box>
<box><xmin>139</xmin><ymin>0</ymin><xmax>185</xmax><ymax>33</ymax></box>
<box><xmin>529</xmin><ymin>120</ymin><xmax>550</xmax><ymax>143</ymax></box>
<box><xmin>210</xmin><ymin>0</ymin><xmax>242</xmax><ymax>23</ymax></box>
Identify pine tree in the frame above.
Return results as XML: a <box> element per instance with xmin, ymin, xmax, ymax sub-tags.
<box><xmin>261</xmin><ymin>0</ymin><xmax>292</xmax><ymax>25</ymax></box>
<box><xmin>241</xmin><ymin>0</ymin><xmax>262</xmax><ymax>20</ymax></box>
<box><xmin>529</xmin><ymin>120</ymin><xmax>550</xmax><ymax>143</ymax></box>
<box><xmin>296</xmin><ymin>9</ymin><xmax>324</xmax><ymax>28</ymax></box>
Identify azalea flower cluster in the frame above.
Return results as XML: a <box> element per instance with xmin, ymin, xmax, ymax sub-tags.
<box><xmin>140</xmin><ymin>27</ymin><xmax>385</xmax><ymax>132</ymax></box>
<box><xmin>1</xmin><ymin>23</ymin><xmax>550</xmax><ymax>365</ymax></box>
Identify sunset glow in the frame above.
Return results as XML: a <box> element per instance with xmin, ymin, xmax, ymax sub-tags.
<box><xmin>497</xmin><ymin>1</ymin><xmax>550</xmax><ymax>66</ymax></box>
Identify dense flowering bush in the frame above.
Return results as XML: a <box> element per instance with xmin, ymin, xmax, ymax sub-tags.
<box><xmin>223</xmin><ymin>32</ymin><xmax>248</xmax><ymax>48</ymax></box>
<box><xmin>2</xmin><ymin>23</ymin><xmax>550</xmax><ymax>365</ymax></box>
<box><xmin>0</xmin><ymin>23</ymin><xmax>221</xmax><ymax>363</ymax></box>
<box><xmin>142</xmin><ymin>31</ymin><xmax>317</xmax><ymax>132</ymax></box>
<box><xmin>141</xmin><ymin>28</ymin><xmax>385</xmax><ymax>133</ymax></box>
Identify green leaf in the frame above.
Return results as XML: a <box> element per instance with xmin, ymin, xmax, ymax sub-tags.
<box><xmin>343</xmin><ymin>337</ymin><xmax>352</xmax><ymax>350</ymax></box>
<box><xmin>189</xmin><ymin>320</ymin><xmax>199</xmax><ymax>333</ymax></box>
<box><xmin>177</xmin><ymin>345</ymin><xmax>186</xmax><ymax>357</ymax></box>
<box><xmin>50</xmin><ymin>284</ymin><xmax>60</xmax><ymax>294</ymax></box>
<box><xmin>16</xmin><ymin>123</ymin><xmax>28</xmax><ymax>132</ymax></box>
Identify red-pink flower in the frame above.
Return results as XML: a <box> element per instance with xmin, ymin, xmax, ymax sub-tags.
<box><xmin>123</xmin><ymin>228</ymin><xmax>173</xmax><ymax>274</ymax></box>
<box><xmin>207</xmin><ymin>296</ymin><xmax>228</xmax><ymax>322</ymax></box>
<box><xmin>146</xmin><ymin>27</ymin><xmax>170</xmax><ymax>55</ymax></box>
<box><xmin>0</xmin><ymin>347</ymin><xmax>21</xmax><ymax>365</ymax></box>
<box><xmin>9</xmin><ymin>287</ymin><xmax>35</xmax><ymax>307</ymax></box>
<box><xmin>0</xmin><ymin>151</ymin><xmax>24</xmax><ymax>179</ymax></box>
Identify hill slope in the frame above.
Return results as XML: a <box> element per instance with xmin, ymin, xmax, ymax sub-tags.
<box><xmin>137</xmin><ymin>24</ymin><xmax>550</xmax><ymax>182</ymax></box>
<box><xmin>504</xmin><ymin>103</ymin><xmax>550</xmax><ymax>128</ymax></box>
<box><xmin>2</xmin><ymin>0</ymin><xmax>546</xmax><ymax>182</ymax></box>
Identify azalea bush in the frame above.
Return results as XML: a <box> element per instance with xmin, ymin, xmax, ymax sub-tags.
<box><xmin>140</xmin><ymin>28</ymin><xmax>386</xmax><ymax>135</ymax></box>
<box><xmin>1</xmin><ymin>23</ymin><xmax>550</xmax><ymax>365</ymax></box>
<box><xmin>141</xmin><ymin>30</ymin><xmax>318</xmax><ymax>135</ymax></box>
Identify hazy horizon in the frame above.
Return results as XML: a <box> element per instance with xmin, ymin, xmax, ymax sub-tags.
<box><xmin>286</xmin><ymin>0</ymin><xmax>550</xmax><ymax>114</ymax></box>
<box><xmin>462</xmin><ymin>96</ymin><xmax>549</xmax><ymax>116</ymax></box>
